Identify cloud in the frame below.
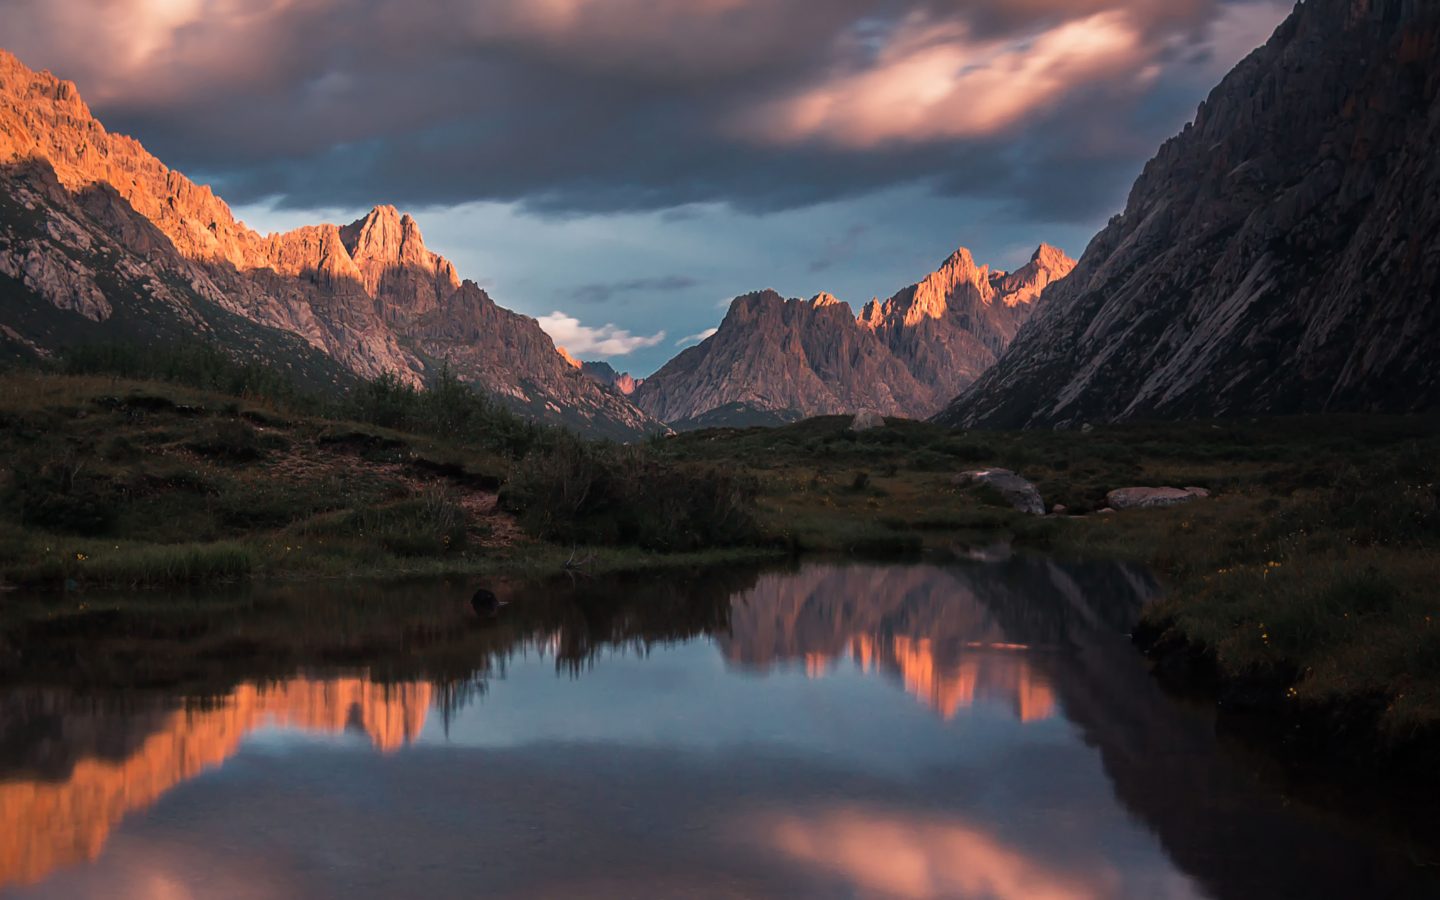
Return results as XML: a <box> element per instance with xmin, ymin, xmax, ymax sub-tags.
<box><xmin>756</xmin><ymin>807</ymin><xmax>1118</xmax><ymax>900</ymax></box>
<box><xmin>737</xmin><ymin>12</ymin><xmax>1147</xmax><ymax>149</ymax></box>
<box><xmin>808</xmin><ymin>224</ymin><xmax>868</xmax><ymax>273</ymax></box>
<box><xmin>675</xmin><ymin>328</ymin><xmax>719</xmax><ymax>347</ymax></box>
<box><xmin>0</xmin><ymin>1</ymin><xmax>1293</xmax><ymax>223</ymax></box>
<box><xmin>569</xmin><ymin>274</ymin><xmax>698</xmax><ymax>304</ymax></box>
<box><xmin>537</xmin><ymin>311</ymin><xmax>666</xmax><ymax>356</ymax></box>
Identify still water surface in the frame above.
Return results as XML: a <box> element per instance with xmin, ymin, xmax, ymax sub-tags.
<box><xmin>1</xmin><ymin>558</ymin><xmax>1435</xmax><ymax>898</ymax></box>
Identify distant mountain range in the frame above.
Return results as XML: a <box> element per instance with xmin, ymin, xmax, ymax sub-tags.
<box><xmin>940</xmin><ymin>0</ymin><xmax>1440</xmax><ymax>428</ymax></box>
<box><xmin>629</xmin><ymin>245</ymin><xmax>1074</xmax><ymax>428</ymax></box>
<box><xmin>6</xmin><ymin>0</ymin><xmax>1437</xmax><ymax>437</ymax></box>
<box><xmin>579</xmin><ymin>361</ymin><xmax>642</xmax><ymax>396</ymax></box>
<box><xmin>0</xmin><ymin>50</ymin><xmax>662</xmax><ymax>440</ymax></box>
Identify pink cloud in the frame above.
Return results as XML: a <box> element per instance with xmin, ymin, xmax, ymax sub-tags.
<box><xmin>736</xmin><ymin>11</ymin><xmax>1151</xmax><ymax>148</ymax></box>
<box><xmin>754</xmin><ymin>807</ymin><xmax>1124</xmax><ymax>900</ymax></box>
<box><xmin>538</xmin><ymin>311</ymin><xmax>666</xmax><ymax>356</ymax></box>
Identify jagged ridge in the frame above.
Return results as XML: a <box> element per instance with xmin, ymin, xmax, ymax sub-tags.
<box><xmin>0</xmin><ymin>50</ymin><xmax>663</xmax><ymax>439</ymax></box>
<box><xmin>632</xmin><ymin>245</ymin><xmax>1075</xmax><ymax>425</ymax></box>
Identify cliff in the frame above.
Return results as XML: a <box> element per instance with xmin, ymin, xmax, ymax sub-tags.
<box><xmin>941</xmin><ymin>0</ymin><xmax>1440</xmax><ymax>428</ymax></box>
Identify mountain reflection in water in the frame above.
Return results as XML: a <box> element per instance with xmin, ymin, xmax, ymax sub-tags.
<box><xmin>0</xmin><ymin>559</ymin><xmax>1434</xmax><ymax>899</ymax></box>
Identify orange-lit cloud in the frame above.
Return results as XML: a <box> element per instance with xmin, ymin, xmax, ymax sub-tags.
<box><xmin>762</xmin><ymin>808</ymin><xmax>1118</xmax><ymax>899</ymax></box>
<box><xmin>738</xmin><ymin>11</ymin><xmax>1149</xmax><ymax>148</ymax></box>
<box><xmin>0</xmin><ymin>1</ymin><xmax>1292</xmax><ymax>219</ymax></box>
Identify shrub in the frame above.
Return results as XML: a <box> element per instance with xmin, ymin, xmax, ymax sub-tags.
<box><xmin>186</xmin><ymin>419</ymin><xmax>267</xmax><ymax>461</ymax></box>
<box><xmin>345</xmin><ymin>366</ymin><xmax>546</xmax><ymax>458</ymax></box>
<box><xmin>7</xmin><ymin>453</ymin><xmax>118</xmax><ymax>535</ymax></box>
<box><xmin>61</xmin><ymin>341</ymin><xmax>305</xmax><ymax>408</ymax></box>
<box><xmin>500</xmin><ymin>438</ymin><xmax>760</xmax><ymax>552</ymax></box>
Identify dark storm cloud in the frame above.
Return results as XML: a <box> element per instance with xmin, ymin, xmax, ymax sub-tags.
<box><xmin>569</xmin><ymin>275</ymin><xmax>700</xmax><ymax>305</ymax></box>
<box><xmin>0</xmin><ymin>0</ymin><xmax>1292</xmax><ymax>222</ymax></box>
<box><xmin>809</xmin><ymin>225</ymin><xmax>870</xmax><ymax>273</ymax></box>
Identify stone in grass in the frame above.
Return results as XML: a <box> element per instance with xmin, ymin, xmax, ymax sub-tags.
<box><xmin>850</xmin><ymin>410</ymin><xmax>886</xmax><ymax>432</ymax></box>
<box><xmin>953</xmin><ymin>468</ymin><xmax>1046</xmax><ymax>516</ymax></box>
<box><xmin>1106</xmin><ymin>486</ymin><xmax>1211</xmax><ymax>510</ymax></box>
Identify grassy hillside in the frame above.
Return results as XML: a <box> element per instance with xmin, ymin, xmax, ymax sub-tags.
<box><xmin>0</xmin><ymin>367</ymin><xmax>769</xmax><ymax>590</ymax></box>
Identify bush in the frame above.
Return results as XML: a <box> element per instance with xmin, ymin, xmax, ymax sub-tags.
<box><xmin>345</xmin><ymin>367</ymin><xmax>547</xmax><ymax>458</ymax></box>
<box><xmin>500</xmin><ymin>438</ymin><xmax>760</xmax><ymax>552</ymax></box>
<box><xmin>61</xmin><ymin>341</ymin><xmax>305</xmax><ymax>408</ymax></box>
<box><xmin>7</xmin><ymin>453</ymin><xmax>118</xmax><ymax>535</ymax></box>
<box><xmin>186</xmin><ymin>419</ymin><xmax>270</xmax><ymax>461</ymax></box>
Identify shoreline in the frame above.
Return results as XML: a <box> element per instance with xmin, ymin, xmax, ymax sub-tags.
<box><xmin>4</xmin><ymin>370</ymin><xmax>1438</xmax><ymax>793</ymax></box>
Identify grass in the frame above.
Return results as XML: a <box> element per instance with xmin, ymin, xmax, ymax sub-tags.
<box><xmin>0</xmin><ymin>367</ymin><xmax>769</xmax><ymax>590</ymax></box>
<box><xmin>4</xmin><ymin>539</ymin><xmax>255</xmax><ymax>588</ymax></box>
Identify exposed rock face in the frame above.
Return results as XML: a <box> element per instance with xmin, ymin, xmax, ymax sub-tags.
<box><xmin>633</xmin><ymin>246</ymin><xmax>1074</xmax><ymax>426</ymax></box>
<box><xmin>952</xmin><ymin>468</ymin><xmax>1046</xmax><ymax>516</ymax></box>
<box><xmin>859</xmin><ymin>246</ymin><xmax>1072</xmax><ymax>393</ymax></box>
<box><xmin>1106</xmin><ymin>487</ymin><xmax>1210</xmax><ymax>510</ymax></box>
<box><xmin>941</xmin><ymin>0</ymin><xmax>1440</xmax><ymax>429</ymax></box>
<box><xmin>634</xmin><ymin>290</ymin><xmax>930</xmax><ymax>424</ymax></box>
<box><xmin>0</xmin><ymin>50</ymin><xmax>662</xmax><ymax>439</ymax></box>
<box><xmin>849</xmin><ymin>410</ymin><xmax>886</xmax><ymax>432</ymax></box>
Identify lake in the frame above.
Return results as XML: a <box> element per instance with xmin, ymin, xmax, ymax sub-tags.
<box><xmin>0</xmin><ymin>557</ymin><xmax>1435</xmax><ymax>898</ymax></box>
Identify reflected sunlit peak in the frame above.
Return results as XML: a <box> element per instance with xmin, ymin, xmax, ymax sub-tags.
<box><xmin>0</xmin><ymin>677</ymin><xmax>430</xmax><ymax>889</ymax></box>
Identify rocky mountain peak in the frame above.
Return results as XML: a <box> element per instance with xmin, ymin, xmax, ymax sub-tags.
<box><xmin>856</xmin><ymin>246</ymin><xmax>1000</xmax><ymax>331</ymax></box>
<box><xmin>808</xmin><ymin>292</ymin><xmax>854</xmax><ymax>315</ymax></box>
<box><xmin>581</xmin><ymin>361</ymin><xmax>643</xmax><ymax>396</ymax></box>
<box><xmin>912</xmin><ymin>247</ymin><xmax>992</xmax><ymax>320</ymax></box>
<box><xmin>993</xmin><ymin>244</ymin><xmax>1078</xmax><ymax>308</ymax></box>
<box><xmin>1029</xmin><ymin>243</ymin><xmax>1073</xmax><ymax>271</ymax></box>
<box><xmin>339</xmin><ymin>205</ymin><xmax>441</xmax><ymax>273</ymax></box>
<box><xmin>0</xmin><ymin>48</ymin><xmax>664</xmax><ymax>439</ymax></box>
<box><xmin>633</xmin><ymin>241</ymin><xmax>1073</xmax><ymax>426</ymax></box>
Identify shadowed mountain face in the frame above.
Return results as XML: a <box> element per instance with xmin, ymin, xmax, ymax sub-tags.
<box><xmin>0</xmin><ymin>50</ymin><xmax>662</xmax><ymax>439</ymax></box>
<box><xmin>941</xmin><ymin>0</ymin><xmax>1440</xmax><ymax>429</ymax></box>
<box><xmin>632</xmin><ymin>245</ymin><xmax>1074</xmax><ymax>426</ymax></box>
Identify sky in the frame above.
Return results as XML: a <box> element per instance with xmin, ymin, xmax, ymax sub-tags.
<box><xmin>0</xmin><ymin>0</ymin><xmax>1292</xmax><ymax>375</ymax></box>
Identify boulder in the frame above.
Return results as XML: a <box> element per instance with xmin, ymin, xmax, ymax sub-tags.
<box><xmin>953</xmin><ymin>468</ymin><xmax>1046</xmax><ymax>516</ymax></box>
<box><xmin>850</xmin><ymin>410</ymin><xmax>886</xmax><ymax>432</ymax></box>
<box><xmin>1106</xmin><ymin>486</ymin><xmax>1211</xmax><ymax>510</ymax></box>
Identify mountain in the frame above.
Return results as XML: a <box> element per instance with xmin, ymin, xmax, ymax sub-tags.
<box><xmin>940</xmin><ymin>0</ymin><xmax>1440</xmax><ymax>429</ymax></box>
<box><xmin>0</xmin><ymin>50</ymin><xmax>662</xmax><ymax>439</ymax></box>
<box><xmin>580</xmin><ymin>361</ymin><xmax>642</xmax><ymax>395</ymax></box>
<box><xmin>632</xmin><ymin>245</ymin><xmax>1074</xmax><ymax>426</ymax></box>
